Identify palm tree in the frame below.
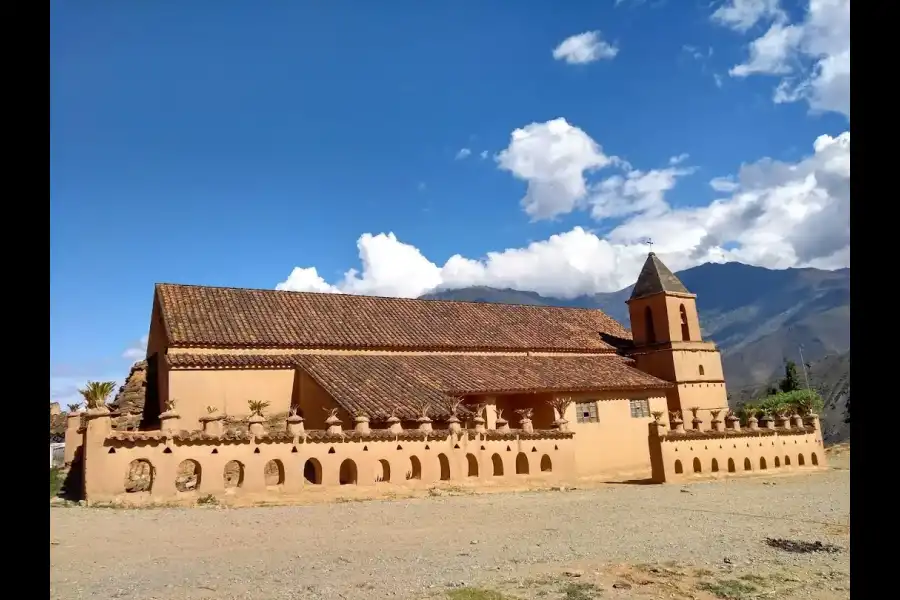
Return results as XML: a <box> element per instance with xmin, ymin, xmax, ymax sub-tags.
<box><xmin>78</xmin><ymin>381</ymin><xmax>117</xmax><ymax>410</ymax></box>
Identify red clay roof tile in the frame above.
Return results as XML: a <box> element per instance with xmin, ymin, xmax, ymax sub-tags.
<box><xmin>155</xmin><ymin>283</ymin><xmax>631</xmax><ymax>352</ymax></box>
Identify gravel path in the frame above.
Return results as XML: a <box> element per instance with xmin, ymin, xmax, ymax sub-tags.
<box><xmin>51</xmin><ymin>454</ymin><xmax>849</xmax><ymax>600</ymax></box>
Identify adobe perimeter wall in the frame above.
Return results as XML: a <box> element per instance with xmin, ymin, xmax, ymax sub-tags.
<box><xmin>648</xmin><ymin>416</ymin><xmax>827</xmax><ymax>483</ymax></box>
<box><xmin>79</xmin><ymin>411</ymin><xmax>575</xmax><ymax>505</ymax></box>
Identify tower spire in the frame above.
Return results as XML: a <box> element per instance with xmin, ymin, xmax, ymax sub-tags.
<box><xmin>629</xmin><ymin>252</ymin><xmax>690</xmax><ymax>300</ymax></box>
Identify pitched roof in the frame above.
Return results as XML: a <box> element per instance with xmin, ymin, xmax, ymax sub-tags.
<box><xmin>629</xmin><ymin>253</ymin><xmax>691</xmax><ymax>300</ymax></box>
<box><xmin>156</xmin><ymin>283</ymin><xmax>631</xmax><ymax>352</ymax></box>
<box><xmin>167</xmin><ymin>353</ymin><xmax>671</xmax><ymax>419</ymax></box>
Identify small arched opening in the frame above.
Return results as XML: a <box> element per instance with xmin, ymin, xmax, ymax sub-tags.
<box><xmin>407</xmin><ymin>456</ymin><xmax>422</xmax><ymax>480</ymax></box>
<box><xmin>515</xmin><ymin>453</ymin><xmax>529</xmax><ymax>475</ymax></box>
<box><xmin>644</xmin><ymin>306</ymin><xmax>657</xmax><ymax>344</ymax></box>
<box><xmin>798</xmin><ymin>454</ymin><xmax>806</xmax><ymax>466</ymax></box>
<box><xmin>674</xmin><ymin>460</ymin><xmax>683</xmax><ymax>474</ymax></box>
<box><xmin>692</xmin><ymin>457</ymin><xmax>702</xmax><ymax>473</ymax></box>
<box><xmin>124</xmin><ymin>459</ymin><xmax>154</xmax><ymax>493</ymax></box>
<box><xmin>699</xmin><ymin>365</ymin><xmax>705</xmax><ymax>376</ymax></box>
<box><xmin>339</xmin><ymin>459</ymin><xmax>358</xmax><ymax>485</ymax></box>
<box><xmin>438</xmin><ymin>453</ymin><xmax>451</xmax><ymax>481</ymax></box>
<box><xmin>376</xmin><ymin>459</ymin><xmax>391</xmax><ymax>482</ymax></box>
<box><xmin>540</xmin><ymin>455</ymin><xmax>552</xmax><ymax>472</ymax></box>
<box><xmin>774</xmin><ymin>456</ymin><xmax>781</xmax><ymax>468</ymax></box>
<box><xmin>175</xmin><ymin>459</ymin><xmax>202</xmax><ymax>493</ymax></box>
<box><xmin>679</xmin><ymin>304</ymin><xmax>691</xmax><ymax>341</ymax></box>
<box><xmin>711</xmin><ymin>458</ymin><xmax>719</xmax><ymax>473</ymax></box>
<box><xmin>743</xmin><ymin>458</ymin><xmax>752</xmax><ymax>471</ymax></box>
<box><xmin>811</xmin><ymin>452</ymin><xmax>819</xmax><ymax>466</ymax></box>
<box><xmin>759</xmin><ymin>457</ymin><xmax>767</xmax><ymax>470</ymax></box>
<box><xmin>491</xmin><ymin>453</ymin><xmax>504</xmax><ymax>476</ymax></box>
<box><xmin>222</xmin><ymin>460</ymin><xmax>244</xmax><ymax>490</ymax></box>
<box><xmin>303</xmin><ymin>458</ymin><xmax>322</xmax><ymax>485</ymax></box>
<box><xmin>466</xmin><ymin>454</ymin><xmax>478</xmax><ymax>477</ymax></box>
<box><xmin>727</xmin><ymin>458</ymin><xmax>736</xmax><ymax>473</ymax></box>
<box><xmin>264</xmin><ymin>459</ymin><xmax>285</xmax><ymax>487</ymax></box>
<box><xmin>784</xmin><ymin>455</ymin><xmax>791</xmax><ymax>466</ymax></box>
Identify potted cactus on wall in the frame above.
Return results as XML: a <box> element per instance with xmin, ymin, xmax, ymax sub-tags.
<box><xmin>548</xmin><ymin>396</ymin><xmax>573</xmax><ymax>432</ymax></box>
<box><xmin>689</xmin><ymin>406</ymin><xmax>703</xmax><ymax>431</ymax></box>
<box><xmin>495</xmin><ymin>408</ymin><xmax>510</xmax><ymax>433</ymax></box>
<box><xmin>709</xmin><ymin>409</ymin><xmax>724</xmax><ymax>432</ymax></box>
<box><xmin>516</xmin><ymin>408</ymin><xmax>534</xmax><ymax>434</ymax></box>
<box><xmin>247</xmin><ymin>400</ymin><xmax>270</xmax><ymax>436</ymax></box>
<box><xmin>669</xmin><ymin>410</ymin><xmax>685</xmax><ymax>433</ymax></box>
<box><xmin>467</xmin><ymin>402</ymin><xmax>487</xmax><ymax>433</ymax></box>
<box><xmin>415</xmin><ymin>400</ymin><xmax>433</xmax><ymax>432</ymax></box>
<box><xmin>322</xmin><ymin>407</ymin><xmax>342</xmax><ymax>435</ymax></box>
<box><xmin>444</xmin><ymin>396</ymin><xmax>464</xmax><ymax>434</ymax></box>
<box><xmin>353</xmin><ymin>409</ymin><xmax>371</xmax><ymax>434</ymax></box>
<box><xmin>287</xmin><ymin>405</ymin><xmax>305</xmax><ymax>436</ymax></box>
<box><xmin>385</xmin><ymin>408</ymin><xmax>402</xmax><ymax>434</ymax></box>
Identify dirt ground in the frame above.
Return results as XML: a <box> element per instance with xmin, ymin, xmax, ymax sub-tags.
<box><xmin>50</xmin><ymin>445</ymin><xmax>850</xmax><ymax>600</ymax></box>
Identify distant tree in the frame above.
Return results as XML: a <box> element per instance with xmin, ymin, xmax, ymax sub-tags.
<box><xmin>779</xmin><ymin>360</ymin><xmax>802</xmax><ymax>393</ymax></box>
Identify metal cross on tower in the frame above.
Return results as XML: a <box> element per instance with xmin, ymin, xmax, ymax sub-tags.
<box><xmin>645</xmin><ymin>238</ymin><xmax>654</xmax><ymax>252</ymax></box>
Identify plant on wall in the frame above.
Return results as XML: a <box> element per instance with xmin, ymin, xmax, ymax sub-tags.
<box><xmin>206</xmin><ymin>406</ymin><xmax>218</xmax><ymax>414</ymax></box>
<box><xmin>669</xmin><ymin>410</ymin><xmax>683</xmax><ymax>423</ymax></box>
<box><xmin>515</xmin><ymin>408</ymin><xmax>534</xmax><ymax>420</ymax></box>
<box><xmin>67</xmin><ymin>403</ymin><xmax>82</xmax><ymax>413</ymax></box>
<box><xmin>248</xmin><ymin>400</ymin><xmax>270</xmax><ymax>417</ymax></box>
<box><xmin>709</xmin><ymin>409</ymin><xmax>722</xmax><ymax>420</ymax></box>
<box><xmin>650</xmin><ymin>410</ymin><xmax>664</xmax><ymax>422</ymax></box>
<box><xmin>415</xmin><ymin>399</ymin><xmax>432</xmax><ymax>421</ymax></box>
<box><xmin>466</xmin><ymin>401</ymin><xmax>487</xmax><ymax>421</ymax></box>
<box><xmin>78</xmin><ymin>381</ymin><xmax>117</xmax><ymax>410</ymax></box>
<box><xmin>547</xmin><ymin>396</ymin><xmax>573</xmax><ymax>420</ymax></box>
<box><xmin>444</xmin><ymin>396</ymin><xmax>464</xmax><ymax>418</ymax></box>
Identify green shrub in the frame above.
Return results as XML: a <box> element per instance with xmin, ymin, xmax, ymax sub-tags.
<box><xmin>758</xmin><ymin>389</ymin><xmax>824</xmax><ymax>416</ymax></box>
<box><xmin>50</xmin><ymin>468</ymin><xmax>63</xmax><ymax>498</ymax></box>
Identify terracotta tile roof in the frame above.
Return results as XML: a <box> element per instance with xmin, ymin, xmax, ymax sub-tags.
<box><xmin>156</xmin><ymin>283</ymin><xmax>631</xmax><ymax>352</ymax></box>
<box><xmin>167</xmin><ymin>353</ymin><xmax>302</xmax><ymax>369</ymax></box>
<box><xmin>297</xmin><ymin>353</ymin><xmax>667</xmax><ymax>419</ymax></box>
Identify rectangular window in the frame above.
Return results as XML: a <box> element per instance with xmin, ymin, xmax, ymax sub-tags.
<box><xmin>629</xmin><ymin>399</ymin><xmax>651</xmax><ymax>418</ymax></box>
<box><xmin>575</xmin><ymin>401</ymin><xmax>599</xmax><ymax>423</ymax></box>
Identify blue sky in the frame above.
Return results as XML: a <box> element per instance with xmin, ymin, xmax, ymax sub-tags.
<box><xmin>50</xmin><ymin>0</ymin><xmax>850</xmax><ymax>403</ymax></box>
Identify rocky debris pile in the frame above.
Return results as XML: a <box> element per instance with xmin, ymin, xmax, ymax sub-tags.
<box><xmin>175</xmin><ymin>460</ymin><xmax>200</xmax><ymax>492</ymax></box>
<box><xmin>124</xmin><ymin>459</ymin><xmax>153</xmax><ymax>493</ymax></box>
<box><xmin>109</xmin><ymin>361</ymin><xmax>148</xmax><ymax>431</ymax></box>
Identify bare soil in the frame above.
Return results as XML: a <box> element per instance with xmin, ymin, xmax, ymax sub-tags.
<box><xmin>50</xmin><ymin>447</ymin><xmax>849</xmax><ymax>600</ymax></box>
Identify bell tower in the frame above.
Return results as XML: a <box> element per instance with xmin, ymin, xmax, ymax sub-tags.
<box><xmin>626</xmin><ymin>253</ymin><xmax>729</xmax><ymax>424</ymax></box>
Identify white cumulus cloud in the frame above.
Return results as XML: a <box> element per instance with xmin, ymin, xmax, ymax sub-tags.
<box><xmin>277</xmin><ymin>121</ymin><xmax>849</xmax><ymax>299</ymax></box>
<box><xmin>455</xmin><ymin>148</ymin><xmax>472</xmax><ymax>160</ymax></box>
<box><xmin>724</xmin><ymin>0</ymin><xmax>850</xmax><ymax>118</ymax></box>
<box><xmin>712</xmin><ymin>0</ymin><xmax>784</xmax><ymax>32</ymax></box>
<box><xmin>552</xmin><ymin>31</ymin><xmax>619</xmax><ymax>65</ymax></box>
<box><xmin>122</xmin><ymin>335</ymin><xmax>149</xmax><ymax>361</ymax></box>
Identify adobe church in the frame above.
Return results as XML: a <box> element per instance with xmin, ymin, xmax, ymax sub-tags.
<box><xmin>66</xmin><ymin>252</ymin><xmax>826</xmax><ymax>504</ymax></box>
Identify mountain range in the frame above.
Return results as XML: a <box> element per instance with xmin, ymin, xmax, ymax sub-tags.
<box><xmin>422</xmin><ymin>261</ymin><xmax>850</xmax><ymax>430</ymax></box>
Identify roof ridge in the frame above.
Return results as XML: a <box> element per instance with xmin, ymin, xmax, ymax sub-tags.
<box><xmin>154</xmin><ymin>282</ymin><xmax>614</xmax><ymax>313</ymax></box>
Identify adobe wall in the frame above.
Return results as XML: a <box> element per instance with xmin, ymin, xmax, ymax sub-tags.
<box><xmin>648</xmin><ymin>415</ymin><xmax>827</xmax><ymax>483</ymax></box>
<box><xmin>79</xmin><ymin>411</ymin><xmax>575</xmax><ymax>505</ymax></box>
<box><xmin>167</xmin><ymin>368</ymin><xmax>296</xmax><ymax>429</ymax></box>
<box><xmin>560</xmin><ymin>391</ymin><xmax>669</xmax><ymax>479</ymax></box>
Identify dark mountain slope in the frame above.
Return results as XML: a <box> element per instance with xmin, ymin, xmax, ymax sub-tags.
<box><xmin>423</xmin><ymin>262</ymin><xmax>850</xmax><ymax>391</ymax></box>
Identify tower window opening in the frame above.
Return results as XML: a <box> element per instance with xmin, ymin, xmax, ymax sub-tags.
<box><xmin>679</xmin><ymin>304</ymin><xmax>690</xmax><ymax>341</ymax></box>
<box><xmin>644</xmin><ymin>306</ymin><xmax>656</xmax><ymax>344</ymax></box>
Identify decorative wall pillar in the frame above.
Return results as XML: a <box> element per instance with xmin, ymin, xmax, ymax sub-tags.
<box><xmin>775</xmin><ymin>413</ymin><xmax>790</xmax><ymax>429</ymax></box>
<box><xmin>325</xmin><ymin>412</ymin><xmax>342</xmax><ymax>435</ymax></box>
<box><xmin>160</xmin><ymin>409</ymin><xmax>182</xmax><ymax>434</ymax></box>
<box><xmin>447</xmin><ymin>415</ymin><xmax>462</xmax><ymax>434</ymax></box>
<box><xmin>791</xmin><ymin>414</ymin><xmax>804</xmax><ymax>428</ymax></box>
<box><xmin>804</xmin><ymin>414</ymin><xmax>821</xmax><ymax>431</ymax></box>
<box><xmin>759</xmin><ymin>415</ymin><xmax>775</xmax><ymax>430</ymax></box>
<box><xmin>387</xmin><ymin>415</ymin><xmax>403</xmax><ymax>434</ymax></box>
<box><xmin>83</xmin><ymin>407</ymin><xmax>113</xmax><ymax>504</ymax></box>
<box><xmin>287</xmin><ymin>414</ymin><xmax>305</xmax><ymax>436</ymax></box>
<box><xmin>495</xmin><ymin>409</ymin><xmax>510</xmax><ymax>433</ymax></box>
<box><xmin>248</xmin><ymin>414</ymin><xmax>266</xmax><ymax>437</ymax></box>
<box><xmin>747</xmin><ymin>416</ymin><xmax>759</xmax><ymax>431</ymax></box>
<box><xmin>354</xmin><ymin>415</ymin><xmax>371</xmax><ymax>435</ymax></box>
<box><xmin>200</xmin><ymin>414</ymin><xmax>225</xmax><ymax>437</ymax></box>
<box><xmin>64</xmin><ymin>411</ymin><xmax>83</xmax><ymax>465</ymax></box>
<box><xmin>725</xmin><ymin>414</ymin><xmax>741</xmax><ymax>432</ymax></box>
